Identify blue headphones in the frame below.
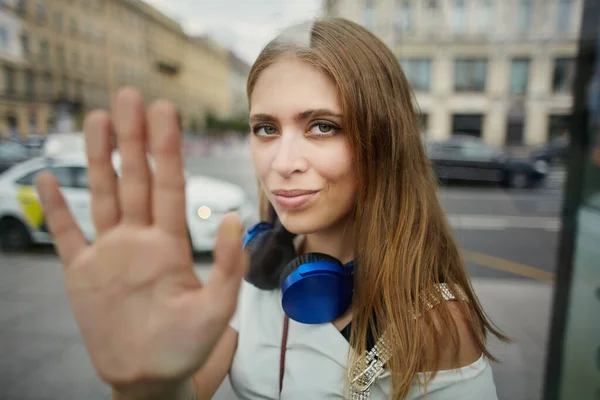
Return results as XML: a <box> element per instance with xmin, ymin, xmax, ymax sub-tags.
<box><xmin>242</xmin><ymin>221</ymin><xmax>355</xmax><ymax>325</ymax></box>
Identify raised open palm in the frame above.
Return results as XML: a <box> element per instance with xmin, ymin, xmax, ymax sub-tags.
<box><xmin>35</xmin><ymin>88</ymin><xmax>247</xmax><ymax>396</ymax></box>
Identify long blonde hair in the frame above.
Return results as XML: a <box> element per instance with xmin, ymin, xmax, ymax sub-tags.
<box><xmin>247</xmin><ymin>18</ymin><xmax>508</xmax><ymax>399</ymax></box>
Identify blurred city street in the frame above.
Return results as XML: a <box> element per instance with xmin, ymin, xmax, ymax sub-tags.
<box><xmin>185</xmin><ymin>141</ymin><xmax>563</xmax><ymax>281</ymax></box>
<box><xmin>0</xmin><ymin>145</ymin><xmax>563</xmax><ymax>400</ymax></box>
<box><xmin>0</xmin><ymin>0</ymin><xmax>590</xmax><ymax>396</ymax></box>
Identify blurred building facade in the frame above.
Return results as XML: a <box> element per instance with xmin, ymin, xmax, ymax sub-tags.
<box><xmin>187</xmin><ymin>36</ymin><xmax>232</xmax><ymax>126</ymax></box>
<box><xmin>229</xmin><ymin>51</ymin><xmax>251</xmax><ymax>119</ymax></box>
<box><xmin>0</xmin><ymin>4</ymin><xmax>28</xmax><ymax>137</ymax></box>
<box><xmin>0</xmin><ymin>0</ymin><xmax>241</xmax><ymax>138</ymax></box>
<box><xmin>324</xmin><ymin>0</ymin><xmax>584</xmax><ymax>147</ymax></box>
<box><xmin>0</xmin><ymin>0</ymin><xmax>98</xmax><ymax>137</ymax></box>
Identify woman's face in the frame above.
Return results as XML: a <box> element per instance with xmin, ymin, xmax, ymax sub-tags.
<box><xmin>249</xmin><ymin>56</ymin><xmax>357</xmax><ymax>234</ymax></box>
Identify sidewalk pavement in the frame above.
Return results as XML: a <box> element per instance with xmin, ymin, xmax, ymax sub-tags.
<box><xmin>471</xmin><ymin>278</ymin><xmax>554</xmax><ymax>400</ymax></box>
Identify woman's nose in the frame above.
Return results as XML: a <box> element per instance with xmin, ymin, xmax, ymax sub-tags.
<box><xmin>271</xmin><ymin>132</ymin><xmax>309</xmax><ymax>177</ymax></box>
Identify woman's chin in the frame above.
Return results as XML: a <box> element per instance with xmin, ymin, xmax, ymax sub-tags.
<box><xmin>277</xmin><ymin>212</ymin><xmax>322</xmax><ymax>235</ymax></box>
<box><xmin>277</xmin><ymin>209</ymin><xmax>349</xmax><ymax>236</ymax></box>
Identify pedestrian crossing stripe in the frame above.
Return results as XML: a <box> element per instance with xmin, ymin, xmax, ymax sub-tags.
<box><xmin>16</xmin><ymin>186</ymin><xmax>45</xmax><ymax>229</ymax></box>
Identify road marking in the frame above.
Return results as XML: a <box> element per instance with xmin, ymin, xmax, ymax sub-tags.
<box><xmin>439</xmin><ymin>191</ymin><xmax>562</xmax><ymax>201</ymax></box>
<box><xmin>462</xmin><ymin>250</ymin><xmax>555</xmax><ymax>282</ymax></box>
<box><xmin>447</xmin><ymin>214</ymin><xmax>560</xmax><ymax>231</ymax></box>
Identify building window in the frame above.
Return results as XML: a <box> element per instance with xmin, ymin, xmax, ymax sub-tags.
<box><xmin>75</xmin><ymin>80</ymin><xmax>83</xmax><ymax>98</ymax></box>
<box><xmin>420</xmin><ymin>113</ymin><xmax>429</xmax><ymax>132</ymax></box>
<box><xmin>54</xmin><ymin>11</ymin><xmax>63</xmax><ymax>31</ymax></box>
<box><xmin>401</xmin><ymin>58</ymin><xmax>432</xmax><ymax>92</ymax></box>
<box><xmin>506</xmin><ymin>98</ymin><xmax>526</xmax><ymax>145</ymax></box>
<box><xmin>452</xmin><ymin>114</ymin><xmax>484</xmax><ymax>137</ymax></box>
<box><xmin>552</xmin><ymin>57</ymin><xmax>576</xmax><ymax>93</ymax></box>
<box><xmin>28</xmin><ymin>112</ymin><xmax>37</xmax><ymax>135</ymax></box>
<box><xmin>72</xmin><ymin>51</ymin><xmax>79</xmax><ymax>69</ymax></box>
<box><xmin>451</xmin><ymin>0</ymin><xmax>467</xmax><ymax>33</ymax></box>
<box><xmin>83</xmin><ymin>25</ymin><xmax>91</xmax><ymax>41</ymax></box>
<box><xmin>16</xmin><ymin>0</ymin><xmax>26</xmax><ymax>14</ymax></box>
<box><xmin>43</xmin><ymin>72</ymin><xmax>53</xmax><ymax>98</ymax></box>
<box><xmin>56</xmin><ymin>44</ymin><xmax>65</xmax><ymax>65</ymax></box>
<box><xmin>39</xmin><ymin>39</ymin><xmax>49</xmax><ymax>64</ymax></box>
<box><xmin>454</xmin><ymin>58</ymin><xmax>487</xmax><ymax>92</ymax></box>
<box><xmin>95</xmin><ymin>28</ymin><xmax>105</xmax><ymax>43</ymax></box>
<box><xmin>517</xmin><ymin>0</ymin><xmax>532</xmax><ymax>34</ymax></box>
<box><xmin>509</xmin><ymin>57</ymin><xmax>530</xmax><ymax>94</ymax></box>
<box><xmin>25</xmin><ymin>69</ymin><xmax>35</xmax><ymax>98</ymax></box>
<box><xmin>395</xmin><ymin>1</ymin><xmax>413</xmax><ymax>33</ymax></box>
<box><xmin>506</xmin><ymin>120</ymin><xmax>525</xmax><ymax>145</ymax></box>
<box><xmin>548</xmin><ymin>114</ymin><xmax>571</xmax><ymax>140</ymax></box>
<box><xmin>62</xmin><ymin>76</ymin><xmax>69</xmax><ymax>96</ymax></box>
<box><xmin>70</xmin><ymin>18</ymin><xmax>78</xmax><ymax>36</ymax></box>
<box><xmin>0</xmin><ymin>27</ymin><xmax>8</xmax><ymax>51</ymax></box>
<box><xmin>363</xmin><ymin>0</ymin><xmax>375</xmax><ymax>31</ymax></box>
<box><xmin>36</xmin><ymin>0</ymin><xmax>46</xmax><ymax>22</ymax></box>
<box><xmin>476</xmin><ymin>0</ymin><xmax>493</xmax><ymax>33</ymax></box>
<box><xmin>555</xmin><ymin>0</ymin><xmax>572</xmax><ymax>33</ymax></box>
<box><xmin>20</xmin><ymin>33</ymin><xmax>29</xmax><ymax>55</ymax></box>
<box><xmin>4</xmin><ymin>65</ymin><xmax>15</xmax><ymax>95</ymax></box>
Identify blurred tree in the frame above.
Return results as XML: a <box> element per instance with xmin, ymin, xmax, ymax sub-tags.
<box><xmin>205</xmin><ymin>111</ymin><xmax>248</xmax><ymax>135</ymax></box>
<box><xmin>189</xmin><ymin>118</ymin><xmax>199</xmax><ymax>134</ymax></box>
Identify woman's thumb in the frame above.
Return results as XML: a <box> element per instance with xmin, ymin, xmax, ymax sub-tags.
<box><xmin>205</xmin><ymin>213</ymin><xmax>248</xmax><ymax>311</ymax></box>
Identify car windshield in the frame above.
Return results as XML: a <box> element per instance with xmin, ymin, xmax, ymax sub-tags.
<box><xmin>0</xmin><ymin>141</ymin><xmax>29</xmax><ymax>160</ymax></box>
<box><xmin>43</xmin><ymin>133</ymin><xmax>85</xmax><ymax>157</ymax></box>
<box><xmin>464</xmin><ymin>140</ymin><xmax>493</xmax><ymax>151</ymax></box>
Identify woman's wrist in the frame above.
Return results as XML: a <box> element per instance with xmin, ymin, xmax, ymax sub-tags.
<box><xmin>112</xmin><ymin>378</ymin><xmax>198</xmax><ymax>400</ymax></box>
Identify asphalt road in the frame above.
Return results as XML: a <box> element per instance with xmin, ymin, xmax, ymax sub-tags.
<box><xmin>0</xmin><ymin>150</ymin><xmax>564</xmax><ymax>400</ymax></box>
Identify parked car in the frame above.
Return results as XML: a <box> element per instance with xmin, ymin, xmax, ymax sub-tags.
<box><xmin>0</xmin><ymin>149</ymin><xmax>257</xmax><ymax>252</ymax></box>
<box><xmin>530</xmin><ymin>135</ymin><xmax>570</xmax><ymax>166</ymax></box>
<box><xmin>426</xmin><ymin>135</ymin><xmax>548</xmax><ymax>189</ymax></box>
<box><xmin>0</xmin><ymin>140</ymin><xmax>34</xmax><ymax>174</ymax></box>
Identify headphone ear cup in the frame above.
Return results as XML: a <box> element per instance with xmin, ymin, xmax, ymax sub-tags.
<box><xmin>280</xmin><ymin>252</ymin><xmax>354</xmax><ymax>324</ymax></box>
<box><xmin>278</xmin><ymin>253</ymin><xmax>343</xmax><ymax>288</ymax></box>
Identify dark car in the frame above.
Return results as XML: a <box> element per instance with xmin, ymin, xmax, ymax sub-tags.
<box><xmin>426</xmin><ymin>135</ymin><xmax>548</xmax><ymax>189</ymax></box>
<box><xmin>530</xmin><ymin>135</ymin><xmax>570</xmax><ymax>166</ymax></box>
<box><xmin>0</xmin><ymin>140</ymin><xmax>34</xmax><ymax>174</ymax></box>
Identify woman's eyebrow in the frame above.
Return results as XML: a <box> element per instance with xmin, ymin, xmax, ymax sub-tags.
<box><xmin>249</xmin><ymin>113</ymin><xmax>275</xmax><ymax>124</ymax></box>
<box><xmin>296</xmin><ymin>109</ymin><xmax>343</xmax><ymax>121</ymax></box>
<box><xmin>249</xmin><ymin>109</ymin><xmax>343</xmax><ymax>124</ymax></box>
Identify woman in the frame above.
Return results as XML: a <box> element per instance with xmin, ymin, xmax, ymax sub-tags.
<box><xmin>35</xmin><ymin>18</ymin><xmax>506</xmax><ymax>400</ymax></box>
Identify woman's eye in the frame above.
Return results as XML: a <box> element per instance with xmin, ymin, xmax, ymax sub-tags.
<box><xmin>254</xmin><ymin>125</ymin><xmax>278</xmax><ymax>136</ymax></box>
<box><xmin>309</xmin><ymin>122</ymin><xmax>338</xmax><ymax>136</ymax></box>
<box><xmin>263</xmin><ymin>126</ymin><xmax>278</xmax><ymax>135</ymax></box>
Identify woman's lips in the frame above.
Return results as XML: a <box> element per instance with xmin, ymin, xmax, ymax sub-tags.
<box><xmin>271</xmin><ymin>189</ymin><xmax>320</xmax><ymax>209</ymax></box>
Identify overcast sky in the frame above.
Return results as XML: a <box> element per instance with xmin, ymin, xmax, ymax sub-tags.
<box><xmin>144</xmin><ymin>0</ymin><xmax>324</xmax><ymax>65</ymax></box>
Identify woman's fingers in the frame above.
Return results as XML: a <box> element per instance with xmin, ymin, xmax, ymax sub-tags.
<box><xmin>35</xmin><ymin>172</ymin><xmax>87</xmax><ymax>267</ymax></box>
<box><xmin>112</xmin><ymin>87</ymin><xmax>152</xmax><ymax>226</ymax></box>
<box><xmin>203</xmin><ymin>213</ymin><xmax>248</xmax><ymax>316</ymax></box>
<box><xmin>84</xmin><ymin>111</ymin><xmax>120</xmax><ymax>235</ymax></box>
<box><xmin>148</xmin><ymin>100</ymin><xmax>188</xmax><ymax>237</ymax></box>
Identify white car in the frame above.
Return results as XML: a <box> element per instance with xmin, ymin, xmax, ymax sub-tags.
<box><xmin>0</xmin><ymin>151</ymin><xmax>257</xmax><ymax>253</ymax></box>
